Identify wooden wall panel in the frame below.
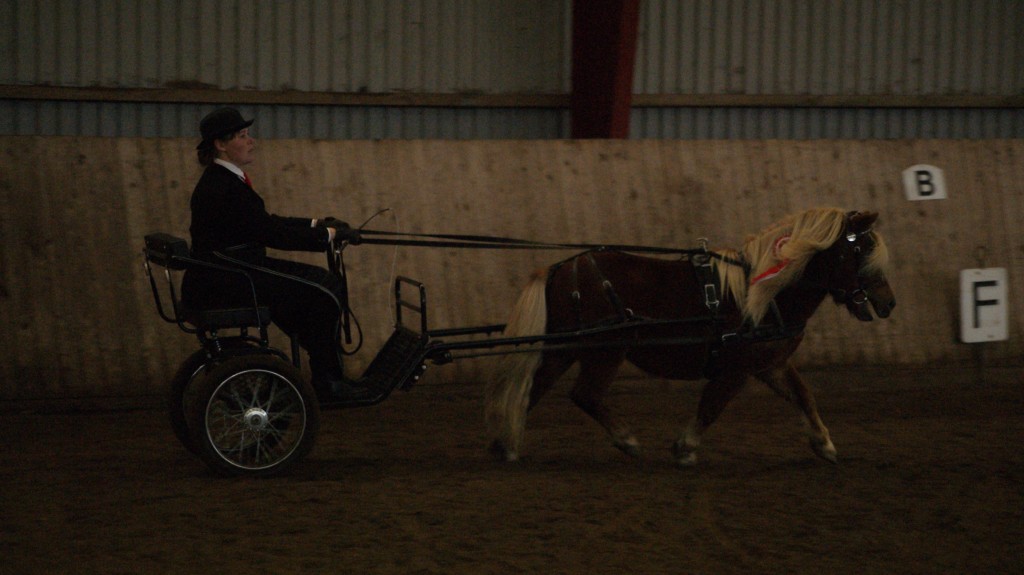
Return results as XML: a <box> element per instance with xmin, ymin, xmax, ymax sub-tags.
<box><xmin>1</xmin><ymin>137</ymin><xmax>1021</xmax><ymax>403</ymax></box>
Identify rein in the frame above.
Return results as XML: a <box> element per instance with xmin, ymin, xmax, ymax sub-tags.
<box><xmin>357</xmin><ymin>228</ymin><xmax>751</xmax><ymax>269</ymax></box>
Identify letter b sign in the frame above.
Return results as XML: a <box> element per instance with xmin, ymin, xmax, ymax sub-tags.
<box><xmin>902</xmin><ymin>164</ymin><xmax>947</xmax><ymax>201</ymax></box>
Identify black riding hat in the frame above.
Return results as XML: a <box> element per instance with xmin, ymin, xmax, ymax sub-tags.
<box><xmin>196</xmin><ymin>107</ymin><xmax>254</xmax><ymax>150</ymax></box>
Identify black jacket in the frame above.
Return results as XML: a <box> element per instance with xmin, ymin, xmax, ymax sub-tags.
<box><xmin>189</xmin><ymin>163</ymin><xmax>330</xmax><ymax>263</ymax></box>
<box><xmin>182</xmin><ymin>164</ymin><xmax>334</xmax><ymax>311</ymax></box>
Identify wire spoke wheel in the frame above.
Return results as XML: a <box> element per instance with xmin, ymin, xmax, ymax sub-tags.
<box><xmin>168</xmin><ymin>342</ymin><xmax>259</xmax><ymax>455</ymax></box>
<box><xmin>187</xmin><ymin>356</ymin><xmax>320</xmax><ymax>477</ymax></box>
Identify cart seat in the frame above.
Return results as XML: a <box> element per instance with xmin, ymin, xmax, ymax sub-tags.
<box><xmin>144</xmin><ymin>232</ymin><xmax>304</xmax><ymax>369</ymax></box>
<box><xmin>183</xmin><ymin>306</ymin><xmax>272</xmax><ymax>331</ymax></box>
<box><xmin>144</xmin><ymin>232</ymin><xmax>273</xmax><ymax>333</ymax></box>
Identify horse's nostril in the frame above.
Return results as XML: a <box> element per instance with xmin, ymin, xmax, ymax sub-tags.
<box><xmin>874</xmin><ymin>301</ymin><xmax>894</xmax><ymax>318</ymax></box>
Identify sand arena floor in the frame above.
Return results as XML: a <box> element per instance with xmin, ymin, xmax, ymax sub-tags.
<box><xmin>2</xmin><ymin>366</ymin><xmax>1021</xmax><ymax>574</ymax></box>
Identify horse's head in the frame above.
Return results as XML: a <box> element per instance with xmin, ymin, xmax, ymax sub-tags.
<box><xmin>821</xmin><ymin>211</ymin><xmax>896</xmax><ymax>321</ymax></box>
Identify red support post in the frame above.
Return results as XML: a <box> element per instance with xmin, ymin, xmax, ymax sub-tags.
<box><xmin>570</xmin><ymin>0</ymin><xmax>641</xmax><ymax>139</ymax></box>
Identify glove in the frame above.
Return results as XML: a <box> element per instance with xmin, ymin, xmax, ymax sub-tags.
<box><xmin>317</xmin><ymin>217</ymin><xmax>350</xmax><ymax>230</ymax></box>
<box><xmin>318</xmin><ymin>217</ymin><xmax>360</xmax><ymax>244</ymax></box>
<box><xmin>336</xmin><ymin>226</ymin><xmax>362</xmax><ymax>245</ymax></box>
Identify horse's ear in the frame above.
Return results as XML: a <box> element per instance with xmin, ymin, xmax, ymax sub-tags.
<box><xmin>849</xmin><ymin>211</ymin><xmax>878</xmax><ymax>232</ymax></box>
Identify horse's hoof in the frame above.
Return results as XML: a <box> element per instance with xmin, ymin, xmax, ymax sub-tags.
<box><xmin>488</xmin><ymin>439</ymin><xmax>519</xmax><ymax>462</ymax></box>
<box><xmin>614</xmin><ymin>438</ymin><xmax>642</xmax><ymax>459</ymax></box>
<box><xmin>810</xmin><ymin>438</ymin><xmax>838</xmax><ymax>464</ymax></box>
<box><xmin>672</xmin><ymin>440</ymin><xmax>698</xmax><ymax>467</ymax></box>
<box><xmin>675</xmin><ymin>452</ymin><xmax>698</xmax><ymax>468</ymax></box>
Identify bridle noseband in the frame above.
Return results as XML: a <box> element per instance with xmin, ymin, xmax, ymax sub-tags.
<box><xmin>826</xmin><ymin>215</ymin><xmax>876</xmax><ymax>309</ymax></box>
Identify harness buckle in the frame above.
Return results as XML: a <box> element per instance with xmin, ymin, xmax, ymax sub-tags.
<box><xmin>703</xmin><ymin>283</ymin><xmax>719</xmax><ymax>312</ymax></box>
<box><xmin>692</xmin><ymin>245</ymin><xmax>719</xmax><ymax>314</ymax></box>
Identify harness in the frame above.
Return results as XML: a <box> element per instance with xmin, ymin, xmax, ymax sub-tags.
<box><xmin>691</xmin><ymin>238</ymin><xmax>721</xmax><ymax>314</ymax></box>
<box><xmin>553</xmin><ymin>244</ymin><xmax>803</xmax><ymax>377</ymax></box>
<box><xmin>569</xmin><ymin>252</ymin><xmax>635</xmax><ymax>325</ymax></box>
<box><xmin>354</xmin><ymin>227</ymin><xmax>828</xmax><ymax>370</ymax></box>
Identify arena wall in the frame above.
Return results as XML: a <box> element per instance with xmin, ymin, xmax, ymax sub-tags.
<box><xmin>1</xmin><ymin>138</ymin><xmax>1021</xmax><ymax>404</ymax></box>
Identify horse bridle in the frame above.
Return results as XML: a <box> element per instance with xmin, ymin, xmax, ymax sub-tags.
<box><xmin>825</xmin><ymin>214</ymin><xmax>877</xmax><ymax>310</ymax></box>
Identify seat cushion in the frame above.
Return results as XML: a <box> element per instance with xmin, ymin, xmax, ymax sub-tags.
<box><xmin>183</xmin><ymin>306</ymin><xmax>272</xmax><ymax>330</ymax></box>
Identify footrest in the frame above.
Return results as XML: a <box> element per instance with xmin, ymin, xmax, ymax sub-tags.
<box><xmin>356</xmin><ymin>326</ymin><xmax>428</xmax><ymax>392</ymax></box>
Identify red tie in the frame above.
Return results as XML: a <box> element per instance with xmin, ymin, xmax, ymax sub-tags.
<box><xmin>243</xmin><ymin>172</ymin><xmax>253</xmax><ymax>188</ymax></box>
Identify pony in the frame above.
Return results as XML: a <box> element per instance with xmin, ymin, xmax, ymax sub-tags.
<box><xmin>485</xmin><ymin>207</ymin><xmax>895</xmax><ymax>466</ymax></box>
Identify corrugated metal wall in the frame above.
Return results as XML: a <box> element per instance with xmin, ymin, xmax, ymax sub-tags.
<box><xmin>2</xmin><ymin>0</ymin><xmax>1021</xmax><ymax>139</ymax></box>
<box><xmin>2</xmin><ymin>101</ymin><xmax>1020</xmax><ymax>140</ymax></box>
<box><xmin>635</xmin><ymin>0</ymin><xmax>1022</xmax><ymax>96</ymax></box>
<box><xmin>0</xmin><ymin>102</ymin><xmax>568</xmax><ymax>139</ymax></box>
<box><xmin>632</xmin><ymin>0</ymin><xmax>1024</xmax><ymax>138</ymax></box>
<box><xmin>0</xmin><ymin>0</ymin><xmax>571</xmax><ymax>138</ymax></box>
<box><xmin>2</xmin><ymin>0</ymin><xmax>569</xmax><ymax>93</ymax></box>
<box><xmin>632</xmin><ymin>107</ymin><xmax>1024</xmax><ymax>139</ymax></box>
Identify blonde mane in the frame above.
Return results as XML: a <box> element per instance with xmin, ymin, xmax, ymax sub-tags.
<box><xmin>714</xmin><ymin>207</ymin><xmax>889</xmax><ymax>325</ymax></box>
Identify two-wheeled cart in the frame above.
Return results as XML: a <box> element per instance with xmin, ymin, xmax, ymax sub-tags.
<box><xmin>144</xmin><ymin>231</ymin><xmax>762</xmax><ymax>477</ymax></box>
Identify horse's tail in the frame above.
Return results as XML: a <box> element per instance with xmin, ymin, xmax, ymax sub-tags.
<box><xmin>485</xmin><ymin>268</ymin><xmax>549</xmax><ymax>460</ymax></box>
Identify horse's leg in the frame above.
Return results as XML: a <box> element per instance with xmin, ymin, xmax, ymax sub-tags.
<box><xmin>673</xmin><ymin>372</ymin><xmax>750</xmax><ymax>467</ymax></box>
<box><xmin>570</xmin><ymin>351</ymin><xmax>640</xmax><ymax>457</ymax></box>
<box><xmin>756</xmin><ymin>362</ymin><xmax>837</xmax><ymax>463</ymax></box>
<box><xmin>528</xmin><ymin>351</ymin><xmax>575</xmax><ymax>410</ymax></box>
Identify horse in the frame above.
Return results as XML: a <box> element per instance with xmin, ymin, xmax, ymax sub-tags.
<box><xmin>485</xmin><ymin>207</ymin><xmax>895</xmax><ymax>466</ymax></box>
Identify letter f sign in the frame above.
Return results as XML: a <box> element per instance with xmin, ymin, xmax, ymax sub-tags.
<box><xmin>960</xmin><ymin>268</ymin><xmax>1008</xmax><ymax>342</ymax></box>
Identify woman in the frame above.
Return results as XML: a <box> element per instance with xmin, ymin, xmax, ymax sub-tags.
<box><xmin>181</xmin><ymin>107</ymin><xmax>364</xmax><ymax>400</ymax></box>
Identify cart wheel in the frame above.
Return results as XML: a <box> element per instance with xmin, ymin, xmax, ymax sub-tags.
<box><xmin>186</xmin><ymin>355</ymin><xmax>320</xmax><ymax>477</ymax></box>
<box><xmin>168</xmin><ymin>342</ymin><xmax>257</xmax><ymax>455</ymax></box>
<box><xmin>168</xmin><ymin>350</ymin><xmax>211</xmax><ymax>455</ymax></box>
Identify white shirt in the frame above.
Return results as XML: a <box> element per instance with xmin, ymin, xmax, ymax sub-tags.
<box><xmin>213</xmin><ymin>158</ymin><xmax>247</xmax><ymax>183</ymax></box>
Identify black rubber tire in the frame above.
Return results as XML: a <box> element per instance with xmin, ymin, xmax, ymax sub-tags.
<box><xmin>168</xmin><ymin>350</ymin><xmax>212</xmax><ymax>455</ymax></box>
<box><xmin>168</xmin><ymin>343</ymin><xmax>257</xmax><ymax>455</ymax></box>
<box><xmin>185</xmin><ymin>355</ymin><xmax>320</xmax><ymax>477</ymax></box>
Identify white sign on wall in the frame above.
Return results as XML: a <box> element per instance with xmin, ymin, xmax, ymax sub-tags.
<box><xmin>902</xmin><ymin>164</ymin><xmax>947</xmax><ymax>201</ymax></box>
<box><xmin>960</xmin><ymin>268</ymin><xmax>1008</xmax><ymax>343</ymax></box>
